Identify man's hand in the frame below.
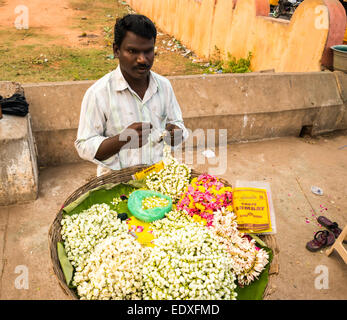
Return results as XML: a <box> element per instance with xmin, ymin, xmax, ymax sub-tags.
<box><xmin>163</xmin><ymin>123</ymin><xmax>183</xmax><ymax>146</ymax></box>
<box><xmin>121</xmin><ymin>122</ymin><xmax>153</xmax><ymax>149</ymax></box>
<box><xmin>95</xmin><ymin>122</ymin><xmax>152</xmax><ymax>161</ymax></box>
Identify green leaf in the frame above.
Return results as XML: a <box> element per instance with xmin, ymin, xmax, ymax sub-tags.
<box><xmin>115</xmin><ymin>201</ymin><xmax>131</xmax><ymax>216</ymax></box>
<box><xmin>57</xmin><ymin>242</ymin><xmax>75</xmax><ymax>288</ymax></box>
<box><xmin>62</xmin><ymin>183</ymin><xmax>137</xmax><ymax>216</ymax></box>
<box><xmin>127</xmin><ymin>179</ymin><xmax>147</xmax><ymax>189</ymax></box>
<box><xmin>235</xmin><ymin>246</ymin><xmax>273</xmax><ymax>300</ymax></box>
<box><xmin>249</xmin><ymin>234</ymin><xmax>267</xmax><ymax>247</ymax></box>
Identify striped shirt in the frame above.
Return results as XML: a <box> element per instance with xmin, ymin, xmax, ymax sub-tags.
<box><xmin>75</xmin><ymin>66</ymin><xmax>188</xmax><ymax>175</ymax></box>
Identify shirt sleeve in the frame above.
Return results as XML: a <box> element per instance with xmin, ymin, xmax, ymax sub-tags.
<box><xmin>166</xmin><ymin>81</ymin><xmax>189</xmax><ymax>143</ymax></box>
<box><xmin>74</xmin><ymin>87</ymin><xmax>110</xmax><ymax>166</ymax></box>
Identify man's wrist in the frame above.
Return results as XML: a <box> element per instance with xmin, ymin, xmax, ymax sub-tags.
<box><xmin>115</xmin><ymin>133</ymin><xmax>131</xmax><ymax>151</ymax></box>
<box><xmin>95</xmin><ymin>134</ymin><xmax>129</xmax><ymax>161</ymax></box>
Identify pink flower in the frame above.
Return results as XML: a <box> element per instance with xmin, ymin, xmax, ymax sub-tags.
<box><xmin>136</xmin><ymin>226</ymin><xmax>144</xmax><ymax>233</ymax></box>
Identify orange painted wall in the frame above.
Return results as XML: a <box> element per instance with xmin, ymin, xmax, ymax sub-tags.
<box><xmin>125</xmin><ymin>0</ymin><xmax>346</xmax><ymax>71</ymax></box>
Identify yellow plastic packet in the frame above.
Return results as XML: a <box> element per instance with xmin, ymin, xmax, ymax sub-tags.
<box><xmin>127</xmin><ymin>216</ymin><xmax>155</xmax><ymax>247</ymax></box>
<box><xmin>132</xmin><ymin>161</ymin><xmax>164</xmax><ymax>181</ymax></box>
<box><xmin>233</xmin><ymin>187</ymin><xmax>273</xmax><ymax>233</ymax></box>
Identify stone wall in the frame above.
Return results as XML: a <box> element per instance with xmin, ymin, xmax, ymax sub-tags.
<box><xmin>20</xmin><ymin>71</ymin><xmax>347</xmax><ymax>167</ymax></box>
<box><xmin>124</xmin><ymin>0</ymin><xmax>346</xmax><ymax>72</ymax></box>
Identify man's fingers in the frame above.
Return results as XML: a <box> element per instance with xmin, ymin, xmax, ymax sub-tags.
<box><xmin>139</xmin><ymin>124</ymin><xmax>152</xmax><ymax>133</ymax></box>
<box><xmin>139</xmin><ymin>128</ymin><xmax>152</xmax><ymax>137</ymax></box>
<box><xmin>140</xmin><ymin>122</ymin><xmax>152</xmax><ymax>129</ymax></box>
<box><xmin>123</xmin><ymin>122</ymin><xmax>156</xmax><ymax>149</ymax></box>
<box><xmin>165</xmin><ymin>123</ymin><xmax>179</xmax><ymax>131</ymax></box>
<box><xmin>128</xmin><ymin>122</ymin><xmax>152</xmax><ymax>131</ymax></box>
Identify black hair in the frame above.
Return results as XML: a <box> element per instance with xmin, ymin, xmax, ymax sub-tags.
<box><xmin>114</xmin><ymin>14</ymin><xmax>157</xmax><ymax>48</ymax></box>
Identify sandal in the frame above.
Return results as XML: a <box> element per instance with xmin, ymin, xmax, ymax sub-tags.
<box><xmin>317</xmin><ymin>216</ymin><xmax>344</xmax><ymax>240</ymax></box>
<box><xmin>306</xmin><ymin>230</ymin><xmax>335</xmax><ymax>252</ymax></box>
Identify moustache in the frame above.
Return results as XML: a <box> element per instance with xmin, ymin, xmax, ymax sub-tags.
<box><xmin>135</xmin><ymin>64</ymin><xmax>150</xmax><ymax>69</ymax></box>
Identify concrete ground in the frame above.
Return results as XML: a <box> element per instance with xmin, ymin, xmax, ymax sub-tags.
<box><xmin>0</xmin><ymin>133</ymin><xmax>346</xmax><ymax>300</ymax></box>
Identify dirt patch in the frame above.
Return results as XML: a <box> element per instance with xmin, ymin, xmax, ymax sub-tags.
<box><xmin>0</xmin><ymin>0</ymin><xmax>205</xmax><ymax>56</ymax></box>
<box><xmin>0</xmin><ymin>0</ymin><xmax>83</xmax><ymax>46</ymax></box>
<box><xmin>0</xmin><ymin>0</ymin><xmax>207</xmax><ymax>82</ymax></box>
<box><xmin>0</xmin><ymin>0</ymin><xmax>133</xmax><ymax>48</ymax></box>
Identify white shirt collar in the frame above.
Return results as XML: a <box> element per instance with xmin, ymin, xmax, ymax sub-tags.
<box><xmin>113</xmin><ymin>66</ymin><xmax>158</xmax><ymax>103</ymax></box>
<box><xmin>113</xmin><ymin>66</ymin><xmax>128</xmax><ymax>92</ymax></box>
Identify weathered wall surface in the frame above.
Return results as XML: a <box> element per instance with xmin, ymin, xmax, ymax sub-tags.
<box><xmin>171</xmin><ymin>71</ymin><xmax>347</xmax><ymax>141</ymax></box>
<box><xmin>21</xmin><ymin>81</ymin><xmax>94</xmax><ymax>167</ymax></box>
<box><xmin>333</xmin><ymin>70</ymin><xmax>347</xmax><ymax>126</ymax></box>
<box><xmin>125</xmin><ymin>0</ymin><xmax>346</xmax><ymax>72</ymax></box>
<box><xmin>21</xmin><ymin>71</ymin><xmax>347</xmax><ymax>167</ymax></box>
<box><xmin>0</xmin><ymin>81</ymin><xmax>38</xmax><ymax>206</ymax></box>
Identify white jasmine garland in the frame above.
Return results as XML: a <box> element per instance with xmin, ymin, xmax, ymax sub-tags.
<box><xmin>211</xmin><ymin>208</ymin><xmax>270</xmax><ymax>286</ymax></box>
<box><xmin>145</xmin><ymin>160</ymin><xmax>191</xmax><ymax>202</ymax></box>
<box><xmin>144</xmin><ymin>211</ymin><xmax>238</xmax><ymax>300</ymax></box>
<box><xmin>74</xmin><ymin>234</ymin><xmax>148</xmax><ymax>300</ymax></box>
<box><xmin>151</xmin><ymin>209</ymin><xmax>200</xmax><ymax>235</ymax></box>
<box><xmin>145</xmin><ymin>143</ymin><xmax>191</xmax><ymax>202</ymax></box>
<box><xmin>60</xmin><ymin>203</ymin><xmax>128</xmax><ymax>270</ymax></box>
<box><xmin>160</xmin><ymin>209</ymin><xmax>270</xmax><ymax>287</ymax></box>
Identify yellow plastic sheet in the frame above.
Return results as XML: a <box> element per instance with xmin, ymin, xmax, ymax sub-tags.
<box><xmin>132</xmin><ymin>161</ymin><xmax>164</xmax><ymax>180</ymax></box>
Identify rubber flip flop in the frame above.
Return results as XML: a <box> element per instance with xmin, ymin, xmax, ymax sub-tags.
<box><xmin>317</xmin><ymin>216</ymin><xmax>346</xmax><ymax>243</ymax></box>
<box><xmin>306</xmin><ymin>230</ymin><xmax>335</xmax><ymax>252</ymax></box>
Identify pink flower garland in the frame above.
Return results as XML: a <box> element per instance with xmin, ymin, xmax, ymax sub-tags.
<box><xmin>177</xmin><ymin>174</ymin><xmax>233</xmax><ymax>227</ymax></box>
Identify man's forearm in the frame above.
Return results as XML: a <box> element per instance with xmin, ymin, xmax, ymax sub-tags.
<box><xmin>95</xmin><ymin>135</ymin><xmax>128</xmax><ymax>161</ymax></box>
<box><xmin>94</xmin><ymin>122</ymin><xmax>152</xmax><ymax>161</ymax></box>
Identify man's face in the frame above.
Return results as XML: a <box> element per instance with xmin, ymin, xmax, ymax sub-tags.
<box><xmin>114</xmin><ymin>31</ymin><xmax>155</xmax><ymax>82</ymax></box>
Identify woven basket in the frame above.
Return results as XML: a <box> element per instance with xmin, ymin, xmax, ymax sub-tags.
<box><xmin>48</xmin><ymin>165</ymin><xmax>279</xmax><ymax>300</ymax></box>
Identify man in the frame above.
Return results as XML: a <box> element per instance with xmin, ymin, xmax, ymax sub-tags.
<box><xmin>75</xmin><ymin>14</ymin><xmax>188</xmax><ymax>176</ymax></box>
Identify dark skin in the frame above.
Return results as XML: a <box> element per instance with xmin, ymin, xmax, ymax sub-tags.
<box><xmin>95</xmin><ymin>31</ymin><xmax>183</xmax><ymax>161</ymax></box>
